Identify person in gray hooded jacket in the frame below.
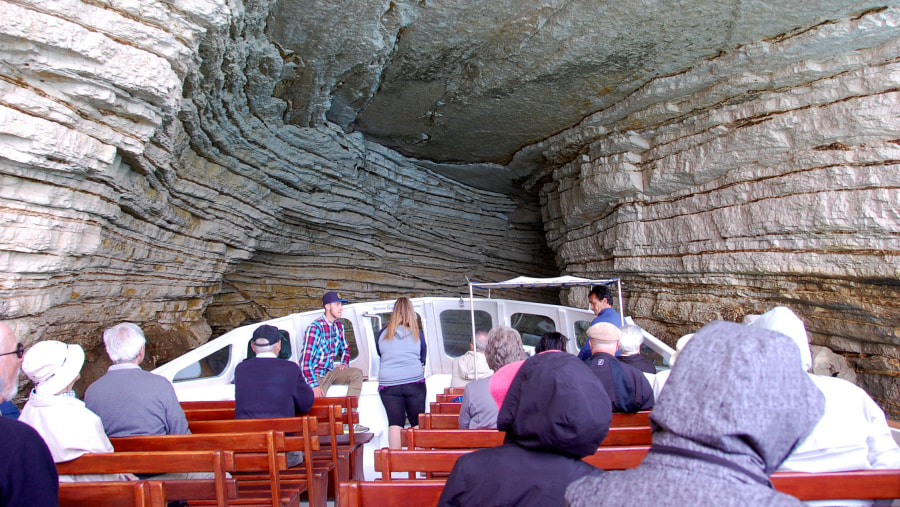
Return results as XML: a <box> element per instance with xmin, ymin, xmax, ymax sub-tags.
<box><xmin>566</xmin><ymin>321</ymin><xmax>825</xmax><ymax>507</ymax></box>
<box><xmin>439</xmin><ymin>350</ymin><xmax>611</xmax><ymax>507</ymax></box>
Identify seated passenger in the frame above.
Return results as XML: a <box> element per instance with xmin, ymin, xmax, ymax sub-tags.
<box><xmin>459</xmin><ymin>326</ymin><xmax>526</xmax><ymax>429</ymax></box>
<box><xmin>616</xmin><ymin>325</ymin><xmax>656</xmax><ymax>374</ymax></box>
<box><xmin>439</xmin><ymin>351</ymin><xmax>611</xmax><ymax>507</ymax></box>
<box><xmin>749</xmin><ymin>306</ymin><xmax>900</xmax><ymax>501</ymax></box>
<box><xmin>235</xmin><ymin>325</ymin><xmax>314</xmax><ymax>467</ymax></box>
<box><xmin>585</xmin><ymin>323</ymin><xmax>654</xmax><ymax>413</ymax></box>
<box><xmin>19</xmin><ymin>341</ymin><xmax>130</xmax><ymax>482</ymax></box>
<box><xmin>450</xmin><ymin>330</ymin><xmax>493</xmax><ymax>387</ymax></box>
<box><xmin>566</xmin><ymin>321</ymin><xmax>825</xmax><ymax>507</ymax></box>
<box><xmin>534</xmin><ymin>331</ymin><xmax>568</xmax><ymax>354</ymax></box>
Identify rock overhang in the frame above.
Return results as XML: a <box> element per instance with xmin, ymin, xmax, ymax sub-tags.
<box><xmin>261</xmin><ymin>0</ymin><xmax>888</xmax><ymax>166</ymax></box>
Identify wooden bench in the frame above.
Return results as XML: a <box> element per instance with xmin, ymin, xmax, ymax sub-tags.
<box><xmin>422</xmin><ymin>411</ymin><xmax>651</xmax><ymax>430</ymax></box>
<box><xmin>59</xmin><ymin>480</ymin><xmax>167</xmax><ymax>507</ymax></box>
<box><xmin>56</xmin><ymin>450</ymin><xmax>233</xmax><ymax>507</ymax></box>
<box><xmin>406</xmin><ymin>427</ymin><xmax>652</xmax><ymax>449</ymax></box>
<box><xmin>339</xmin><ymin>469</ymin><xmax>900</xmax><ymax>505</ymax></box>
<box><xmin>339</xmin><ymin>479</ymin><xmax>446</xmax><ymax>507</ymax></box>
<box><xmin>182</xmin><ymin>396</ymin><xmax>372</xmax><ymax>481</ymax></box>
<box><xmin>435</xmin><ymin>393</ymin><xmax>463</xmax><ymax>403</ymax></box>
<box><xmin>182</xmin><ymin>404</ymin><xmax>351</xmax><ymax>503</ymax></box>
<box><xmin>188</xmin><ymin>416</ymin><xmax>329</xmax><ymax>507</ymax></box>
<box><xmin>374</xmin><ymin>445</ymin><xmax>651</xmax><ymax>480</ymax></box>
<box><xmin>442</xmin><ymin>387</ymin><xmax>465</xmax><ymax>396</ymax></box>
<box><xmin>110</xmin><ymin>431</ymin><xmax>296</xmax><ymax>507</ymax></box>
<box><xmin>429</xmin><ymin>402</ymin><xmax>461</xmax><ymax>415</ymax></box>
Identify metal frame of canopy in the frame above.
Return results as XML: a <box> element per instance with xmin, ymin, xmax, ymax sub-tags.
<box><xmin>464</xmin><ymin>275</ymin><xmax>623</xmax><ymax>380</ymax></box>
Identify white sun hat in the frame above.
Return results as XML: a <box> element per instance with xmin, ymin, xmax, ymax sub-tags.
<box><xmin>22</xmin><ymin>341</ymin><xmax>85</xmax><ymax>396</ymax></box>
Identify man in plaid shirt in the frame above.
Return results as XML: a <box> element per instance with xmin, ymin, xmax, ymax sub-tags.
<box><xmin>300</xmin><ymin>291</ymin><xmax>364</xmax><ymax>399</ymax></box>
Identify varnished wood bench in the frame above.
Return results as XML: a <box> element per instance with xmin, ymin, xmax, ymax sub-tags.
<box><xmin>188</xmin><ymin>416</ymin><xmax>329</xmax><ymax>507</ymax></box>
<box><xmin>56</xmin><ymin>450</ymin><xmax>234</xmax><ymax>507</ymax></box>
<box><xmin>182</xmin><ymin>396</ymin><xmax>372</xmax><ymax>481</ymax></box>
<box><xmin>442</xmin><ymin>387</ymin><xmax>465</xmax><ymax>396</ymax></box>
<box><xmin>182</xmin><ymin>404</ymin><xmax>350</xmax><ymax>503</ymax></box>
<box><xmin>59</xmin><ymin>480</ymin><xmax>167</xmax><ymax>507</ymax></box>
<box><xmin>110</xmin><ymin>431</ymin><xmax>296</xmax><ymax>507</ymax></box>
<box><xmin>435</xmin><ymin>393</ymin><xmax>463</xmax><ymax>403</ymax></box>
<box><xmin>405</xmin><ymin>427</ymin><xmax>652</xmax><ymax>449</ymax></box>
<box><xmin>339</xmin><ymin>479</ymin><xmax>446</xmax><ymax>507</ymax></box>
<box><xmin>429</xmin><ymin>402</ymin><xmax>461</xmax><ymax>415</ymax></box>
<box><xmin>374</xmin><ymin>445</ymin><xmax>651</xmax><ymax>480</ymax></box>
<box><xmin>339</xmin><ymin>469</ymin><xmax>900</xmax><ymax>505</ymax></box>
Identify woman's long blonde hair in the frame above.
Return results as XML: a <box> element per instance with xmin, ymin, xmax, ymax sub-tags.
<box><xmin>383</xmin><ymin>297</ymin><xmax>420</xmax><ymax>341</ymax></box>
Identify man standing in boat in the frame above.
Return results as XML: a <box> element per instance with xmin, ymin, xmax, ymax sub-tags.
<box><xmin>300</xmin><ymin>291</ymin><xmax>364</xmax><ymax>400</ymax></box>
<box><xmin>577</xmin><ymin>285</ymin><xmax>624</xmax><ymax>360</ymax></box>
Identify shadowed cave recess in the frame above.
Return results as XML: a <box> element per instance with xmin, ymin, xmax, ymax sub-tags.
<box><xmin>0</xmin><ymin>0</ymin><xmax>897</xmax><ymax>415</ymax></box>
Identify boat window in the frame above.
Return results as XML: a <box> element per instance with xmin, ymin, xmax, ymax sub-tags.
<box><xmin>340</xmin><ymin>318</ymin><xmax>359</xmax><ymax>360</ymax></box>
<box><xmin>173</xmin><ymin>345</ymin><xmax>231</xmax><ymax>382</ymax></box>
<box><xmin>510</xmin><ymin>313</ymin><xmax>556</xmax><ymax>349</ymax></box>
<box><xmin>439</xmin><ymin>310</ymin><xmax>492</xmax><ymax>357</ymax></box>
<box><xmin>574</xmin><ymin>320</ymin><xmax>591</xmax><ymax>351</ymax></box>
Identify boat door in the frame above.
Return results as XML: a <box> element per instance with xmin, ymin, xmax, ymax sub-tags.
<box><xmin>427</xmin><ymin>298</ymin><xmax>499</xmax><ymax>375</ymax></box>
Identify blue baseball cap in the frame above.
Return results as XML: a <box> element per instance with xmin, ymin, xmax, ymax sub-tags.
<box><xmin>322</xmin><ymin>291</ymin><xmax>348</xmax><ymax>305</ymax></box>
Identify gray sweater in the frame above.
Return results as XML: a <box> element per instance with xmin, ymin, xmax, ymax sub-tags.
<box><xmin>566</xmin><ymin>321</ymin><xmax>825</xmax><ymax>507</ymax></box>
<box><xmin>377</xmin><ymin>326</ymin><xmax>426</xmax><ymax>387</ymax></box>
<box><xmin>85</xmin><ymin>364</ymin><xmax>190</xmax><ymax>437</ymax></box>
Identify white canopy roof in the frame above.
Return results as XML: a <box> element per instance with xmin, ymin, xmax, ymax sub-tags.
<box><xmin>468</xmin><ymin>275</ymin><xmax>618</xmax><ymax>290</ymax></box>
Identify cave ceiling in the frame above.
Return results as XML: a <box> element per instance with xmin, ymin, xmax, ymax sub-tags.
<box><xmin>263</xmin><ymin>0</ymin><xmax>881</xmax><ymax>169</ymax></box>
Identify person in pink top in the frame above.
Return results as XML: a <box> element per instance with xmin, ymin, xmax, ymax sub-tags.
<box><xmin>459</xmin><ymin>326</ymin><xmax>527</xmax><ymax>429</ymax></box>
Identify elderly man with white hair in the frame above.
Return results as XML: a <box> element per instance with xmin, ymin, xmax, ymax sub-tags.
<box><xmin>585</xmin><ymin>322</ymin><xmax>654</xmax><ymax>413</ymax></box>
<box><xmin>0</xmin><ymin>322</ymin><xmax>59</xmax><ymax>506</ymax></box>
<box><xmin>749</xmin><ymin>306</ymin><xmax>900</xmax><ymax>506</ymax></box>
<box><xmin>85</xmin><ymin>322</ymin><xmax>189</xmax><ymax>437</ymax></box>
<box><xmin>616</xmin><ymin>324</ymin><xmax>657</xmax><ymax>374</ymax></box>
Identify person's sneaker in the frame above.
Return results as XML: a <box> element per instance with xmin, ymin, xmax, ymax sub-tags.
<box><xmin>353</xmin><ymin>423</ymin><xmax>370</xmax><ymax>433</ymax></box>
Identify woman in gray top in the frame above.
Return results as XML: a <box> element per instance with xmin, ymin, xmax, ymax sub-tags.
<box><xmin>376</xmin><ymin>297</ymin><xmax>426</xmax><ymax>449</ymax></box>
<box><xmin>566</xmin><ymin>321</ymin><xmax>825</xmax><ymax>507</ymax></box>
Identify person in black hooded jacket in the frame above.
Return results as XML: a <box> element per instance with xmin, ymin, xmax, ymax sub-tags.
<box><xmin>437</xmin><ymin>350</ymin><xmax>612</xmax><ymax>507</ymax></box>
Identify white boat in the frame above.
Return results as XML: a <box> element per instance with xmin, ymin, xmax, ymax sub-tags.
<box><xmin>153</xmin><ymin>277</ymin><xmax>676</xmax><ymax>479</ymax></box>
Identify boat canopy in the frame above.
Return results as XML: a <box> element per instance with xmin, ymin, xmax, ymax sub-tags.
<box><xmin>465</xmin><ymin>275</ymin><xmax>625</xmax><ymax>379</ymax></box>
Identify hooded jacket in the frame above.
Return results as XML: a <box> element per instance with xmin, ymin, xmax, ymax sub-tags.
<box><xmin>567</xmin><ymin>321</ymin><xmax>825</xmax><ymax>507</ymax></box>
<box><xmin>438</xmin><ymin>351</ymin><xmax>611</xmax><ymax>507</ymax></box>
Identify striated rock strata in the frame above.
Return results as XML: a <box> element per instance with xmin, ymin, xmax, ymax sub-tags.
<box><xmin>535</xmin><ymin>9</ymin><xmax>900</xmax><ymax>416</ymax></box>
<box><xmin>0</xmin><ymin>0</ymin><xmax>897</xmax><ymax>415</ymax></box>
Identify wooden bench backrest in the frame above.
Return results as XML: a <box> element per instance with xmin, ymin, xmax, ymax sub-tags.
<box><xmin>611</xmin><ymin>411</ymin><xmax>651</xmax><ymax>427</ymax></box>
<box><xmin>771</xmin><ymin>469</ymin><xmax>900</xmax><ymax>501</ymax></box>
<box><xmin>109</xmin><ymin>431</ymin><xmax>287</xmax><ymax>507</ymax></box>
<box><xmin>339</xmin><ymin>479</ymin><xmax>447</xmax><ymax>507</ymax></box>
<box><xmin>435</xmin><ymin>393</ymin><xmax>463</xmax><ymax>403</ymax></box>
<box><xmin>419</xmin><ymin>413</ymin><xmax>459</xmax><ymax>429</ymax></box>
<box><xmin>443</xmin><ymin>387</ymin><xmax>465</xmax><ymax>396</ymax></box>
<box><xmin>374</xmin><ymin>445</ymin><xmax>652</xmax><ymax>480</ymax></box>
<box><xmin>429</xmin><ymin>402</ymin><xmax>461</xmax><ymax>415</ymax></box>
<box><xmin>406</xmin><ymin>426</ymin><xmax>652</xmax><ymax>449</ymax></box>
<box><xmin>56</xmin><ymin>450</ymin><xmax>233</xmax><ymax>507</ymax></box>
<box><xmin>59</xmin><ymin>480</ymin><xmax>167</xmax><ymax>507</ymax></box>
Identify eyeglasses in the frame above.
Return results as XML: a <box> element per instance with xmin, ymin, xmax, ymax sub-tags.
<box><xmin>0</xmin><ymin>343</ymin><xmax>24</xmax><ymax>359</ymax></box>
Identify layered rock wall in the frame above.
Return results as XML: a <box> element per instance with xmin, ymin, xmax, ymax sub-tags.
<box><xmin>531</xmin><ymin>9</ymin><xmax>900</xmax><ymax>416</ymax></box>
<box><xmin>0</xmin><ymin>0</ymin><xmax>553</xmax><ymax>390</ymax></box>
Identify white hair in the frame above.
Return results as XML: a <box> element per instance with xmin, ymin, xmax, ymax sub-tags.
<box><xmin>103</xmin><ymin>323</ymin><xmax>146</xmax><ymax>364</ymax></box>
<box><xmin>251</xmin><ymin>341</ymin><xmax>279</xmax><ymax>354</ymax></box>
<box><xmin>618</xmin><ymin>325</ymin><xmax>645</xmax><ymax>354</ymax></box>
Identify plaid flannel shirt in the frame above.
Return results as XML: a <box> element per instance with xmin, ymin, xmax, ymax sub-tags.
<box><xmin>300</xmin><ymin>315</ymin><xmax>350</xmax><ymax>387</ymax></box>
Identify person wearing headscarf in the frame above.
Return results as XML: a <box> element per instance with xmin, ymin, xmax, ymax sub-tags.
<box><xmin>567</xmin><ymin>321</ymin><xmax>826</xmax><ymax>507</ymax></box>
<box><xmin>19</xmin><ymin>340</ymin><xmax>130</xmax><ymax>483</ymax></box>
<box><xmin>439</xmin><ymin>351</ymin><xmax>611</xmax><ymax>507</ymax></box>
<box><xmin>750</xmin><ymin>307</ymin><xmax>900</xmax><ymax>506</ymax></box>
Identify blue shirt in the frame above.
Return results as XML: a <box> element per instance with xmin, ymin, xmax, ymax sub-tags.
<box><xmin>577</xmin><ymin>307</ymin><xmax>623</xmax><ymax>360</ymax></box>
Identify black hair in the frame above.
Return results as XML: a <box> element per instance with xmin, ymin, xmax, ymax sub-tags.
<box><xmin>589</xmin><ymin>285</ymin><xmax>612</xmax><ymax>305</ymax></box>
<box><xmin>535</xmin><ymin>332</ymin><xmax>568</xmax><ymax>354</ymax></box>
